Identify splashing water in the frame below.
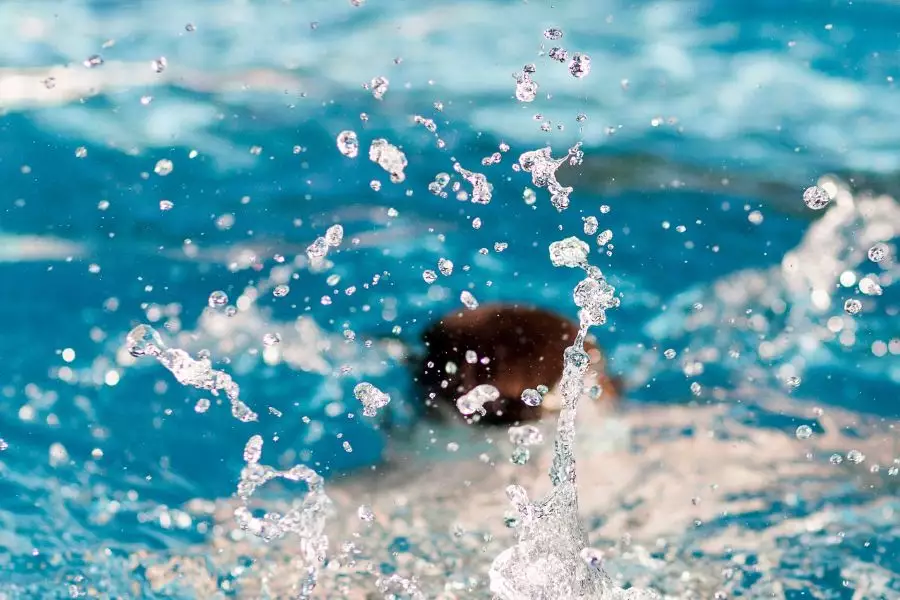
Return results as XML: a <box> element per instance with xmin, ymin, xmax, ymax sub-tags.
<box><xmin>488</xmin><ymin>235</ymin><xmax>653</xmax><ymax>599</ymax></box>
<box><xmin>125</xmin><ymin>324</ymin><xmax>258</xmax><ymax>422</ymax></box>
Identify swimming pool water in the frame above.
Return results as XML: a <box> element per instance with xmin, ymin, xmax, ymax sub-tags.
<box><xmin>0</xmin><ymin>0</ymin><xmax>898</xmax><ymax>597</ymax></box>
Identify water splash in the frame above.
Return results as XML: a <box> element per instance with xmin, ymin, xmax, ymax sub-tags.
<box><xmin>489</xmin><ymin>236</ymin><xmax>653</xmax><ymax>599</ymax></box>
<box><xmin>125</xmin><ymin>324</ymin><xmax>258</xmax><ymax>422</ymax></box>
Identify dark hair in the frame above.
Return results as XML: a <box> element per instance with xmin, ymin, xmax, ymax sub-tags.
<box><xmin>416</xmin><ymin>303</ymin><xmax>618</xmax><ymax>425</ymax></box>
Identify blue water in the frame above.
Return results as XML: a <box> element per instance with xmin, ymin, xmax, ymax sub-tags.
<box><xmin>0</xmin><ymin>0</ymin><xmax>898</xmax><ymax>597</ymax></box>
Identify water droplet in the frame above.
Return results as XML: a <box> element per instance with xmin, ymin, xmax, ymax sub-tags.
<box><xmin>543</xmin><ymin>28</ymin><xmax>563</xmax><ymax>40</ymax></box>
<box><xmin>549</xmin><ymin>236</ymin><xmax>589</xmax><ymax>267</ymax></box>
<box><xmin>568</xmin><ymin>53</ymin><xmax>591</xmax><ymax>78</ymax></box>
<box><xmin>370</xmin><ymin>76</ymin><xmax>389</xmax><ymax>100</ymax></box>
<box><xmin>422</xmin><ymin>270</ymin><xmax>438</xmax><ymax>284</ymax></box>
<box><xmin>847</xmin><ymin>449</ymin><xmax>866</xmax><ymax>464</ymax></box>
<box><xmin>438</xmin><ymin>258</ymin><xmax>454</xmax><ymax>276</ymax></box>
<box><xmin>208</xmin><ymin>291</ymin><xmax>228</xmax><ymax>308</ymax></box>
<box><xmin>786</xmin><ymin>376</ymin><xmax>801</xmax><ymax>388</ymax></box>
<box><xmin>358</xmin><ymin>505</ymin><xmax>374</xmax><ymax>521</ymax></box>
<box><xmin>336</xmin><ymin>131</ymin><xmax>359</xmax><ymax>158</ymax></box>
<box><xmin>465</xmin><ymin>350</ymin><xmax>478</xmax><ymax>364</ymax></box>
<box><xmin>273</xmin><ymin>284</ymin><xmax>290</xmax><ymax>298</ymax></box>
<box><xmin>460</xmin><ymin>290</ymin><xmax>479</xmax><ymax>310</ymax></box>
<box><xmin>325</xmin><ymin>224</ymin><xmax>344</xmax><ymax>247</ymax></box>
<box><xmin>867</xmin><ymin>242</ymin><xmax>889</xmax><ymax>263</ymax></box>
<box><xmin>795</xmin><ymin>425</ymin><xmax>813</xmax><ymax>440</ymax></box>
<box><xmin>159</xmin><ymin>199</ymin><xmax>174</xmax><ymax>211</ymax></box>
<box><xmin>151</xmin><ymin>57</ymin><xmax>167</xmax><ymax>73</ymax></box>
<box><xmin>75</xmin><ymin>147</ymin><xmax>87</xmax><ymax>158</ymax></box>
<box><xmin>858</xmin><ymin>276</ymin><xmax>883</xmax><ymax>296</ymax></box>
<box><xmin>456</xmin><ymin>384</ymin><xmax>499</xmax><ymax>415</ymax></box>
<box><xmin>263</xmin><ymin>333</ymin><xmax>281</xmax><ymax>346</ymax></box>
<box><xmin>83</xmin><ymin>55</ymin><xmax>104</xmax><ymax>68</ymax></box>
<box><xmin>844</xmin><ymin>298</ymin><xmax>862</xmax><ymax>315</ymax></box>
<box><xmin>243</xmin><ymin>435</ymin><xmax>264</xmax><ymax>464</ymax></box>
<box><xmin>194</xmin><ymin>398</ymin><xmax>211</xmax><ymax>413</ymax></box>
<box><xmin>154</xmin><ymin>159</ymin><xmax>174</xmax><ymax>176</ymax></box>
<box><xmin>354</xmin><ymin>382</ymin><xmax>391</xmax><ymax>417</ymax></box>
<box><xmin>582</xmin><ymin>216</ymin><xmax>598</xmax><ymax>235</ymax></box>
<box><xmin>369</xmin><ymin>139</ymin><xmax>407</xmax><ymax>183</ymax></box>
<box><xmin>520</xmin><ymin>388</ymin><xmax>542</xmax><ymax>407</ymax></box>
<box><xmin>664</xmin><ymin>349</ymin><xmax>677</xmax><ymax>359</ymax></box>
<box><xmin>803</xmin><ymin>186</ymin><xmax>830</xmax><ymax>210</ymax></box>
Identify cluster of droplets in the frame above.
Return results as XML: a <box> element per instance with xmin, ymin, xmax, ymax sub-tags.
<box><xmin>541</xmin><ymin>28</ymin><xmax>592</xmax><ymax>78</ymax></box>
<box><xmin>514</xmin><ymin>64</ymin><xmax>540</xmax><ymax>103</ymax></box>
<box><xmin>306</xmin><ymin>224</ymin><xmax>344</xmax><ymax>268</ymax></box>
<box><xmin>516</xmin><ymin>143</ymin><xmax>583</xmax><ymax>211</ymax></box>
<box><xmin>508</xmin><ymin>424</ymin><xmax>543</xmax><ymax>465</ymax></box>
<box><xmin>234</xmin><ymin>435</ymin><xmax>332</xmax><ymax>597</ymax></box>
<box><xmin>369</xmin><ymin>139</ymin><xmax>408</xmax><ymax>183</ymax></box>
<box><xmin>489</xmin><ymin>227</ymin><xmax>624</xmax><ymax>598</ymax></box>
<box><xmin>353</xmin><ymin>382</ymin><xmax>391</xmax><ymax>417</ymax></box>
<box><xmin>125</xmin><ymin>324</ymin><xmax>258</xmax><ymax>422</ymax></box>
<box><xmin>456</xmin><ymin>384</ymin><xmax>499</xmax><ymax>416</ymax></box>
<box><xmin>452</xmin><ymin>162</ymin><xmax>493</xmax><ymax>204</ymax></box>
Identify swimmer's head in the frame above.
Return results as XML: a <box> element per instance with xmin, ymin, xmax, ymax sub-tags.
<box><xmin>417</xmin><ymin>304</ymin><xmax>620</xmax><ymax>425</ymax></box>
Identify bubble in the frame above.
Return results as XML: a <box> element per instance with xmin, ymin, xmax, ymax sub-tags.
<box><xmin>582</xmin><ymin>216</ymin><xmax>598</xmax><ymax>235</ymax></box>
<box><xmin>273</xmin><ymin>285</ymin><xmax>290</xmax><ymax>298</ymax></box>
<box><xmin>354</xmin><ymin>382</ymin><xmax>391</xmax><ymax>417</ymax></box>
<box><xmin>336</xmin><ymin>131</ymin><xmax>359</xmax><ymax>158</ymax></box>
<box><xmin>370</xmin><ymin>76</ymin><xmax>389</xmax><ymax>100</ymax></box>
<box><xmin>867</xmin><ymin>242</ymin><xmax>889</xmax><ymax>263</ymax></box>
<box><xmin>844</xmin><ymin>298</ymin><xmax>862</xmax><ymax>315</ymax></box>
<box><xmin>422</xmin><ymin>270</ymin><xmax>438</xmax><ymax>284</ymax></box>
<box><xmin>208</xmin><ymin>290</ymin><xmax>228</xmax><ymax>309</ymax></box>
<box><xmin>151</xmin><ymin>57</ymin><xmax>167</xmax><ymax>73</ymax></box>
<box><xmin>795</xmin><ymin>425</ymin><xmax>813</xmax><ymax>440</ymax></box>
<box><xmin>159</xmin><ymin>199</ymin><xmax>174</xmax><ymax>211</ymax></box>
<box><xmin>549</xmin><ymin>236</ymin><xmax>589</xmax><ymax>267</ymax></box>
<box><xmin>154</xmin><ymin>159</ymin><xmax>174</xmax><ymax>176</ymax></box>
<box><xmin>263</xmin><ymin>333</ymin><xmax>281</xmax><ymax>346</ymax></box>
<box><xmin>803</xmin><ymin>186</ymin><xmax>830</xmax><ymax>210</ymax></box>
<box><xmin>568</xmin><ymin>53</ymin><xmax>591</xmax><ymax>78</ymax></box>
<box><xmin>438</xmin><ymin>258</ymin><xmax>454</xmax><ymax>276</ymax></box>
<box><xmin>460</xmin><ymin>290</ymin><xmax>479</xmax><ymax>310</ymax></box>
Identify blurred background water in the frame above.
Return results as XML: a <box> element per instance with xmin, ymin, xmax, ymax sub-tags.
<box><xmin>0</xmin><ymin>0</ymin><xmax>898</xmax><ymax>597</ymax></box>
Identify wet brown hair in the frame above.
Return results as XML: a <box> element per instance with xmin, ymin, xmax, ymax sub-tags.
<box><xmin>417</xmin><ymin>303</ymin><xmax>620</xmax><ymax>425</ymax></box>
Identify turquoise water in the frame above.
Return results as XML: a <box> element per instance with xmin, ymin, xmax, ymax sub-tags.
<box><xmin>0</xmin><ymin>0</ymin><xmax>898</xmax><ymax>597</ymax></box>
